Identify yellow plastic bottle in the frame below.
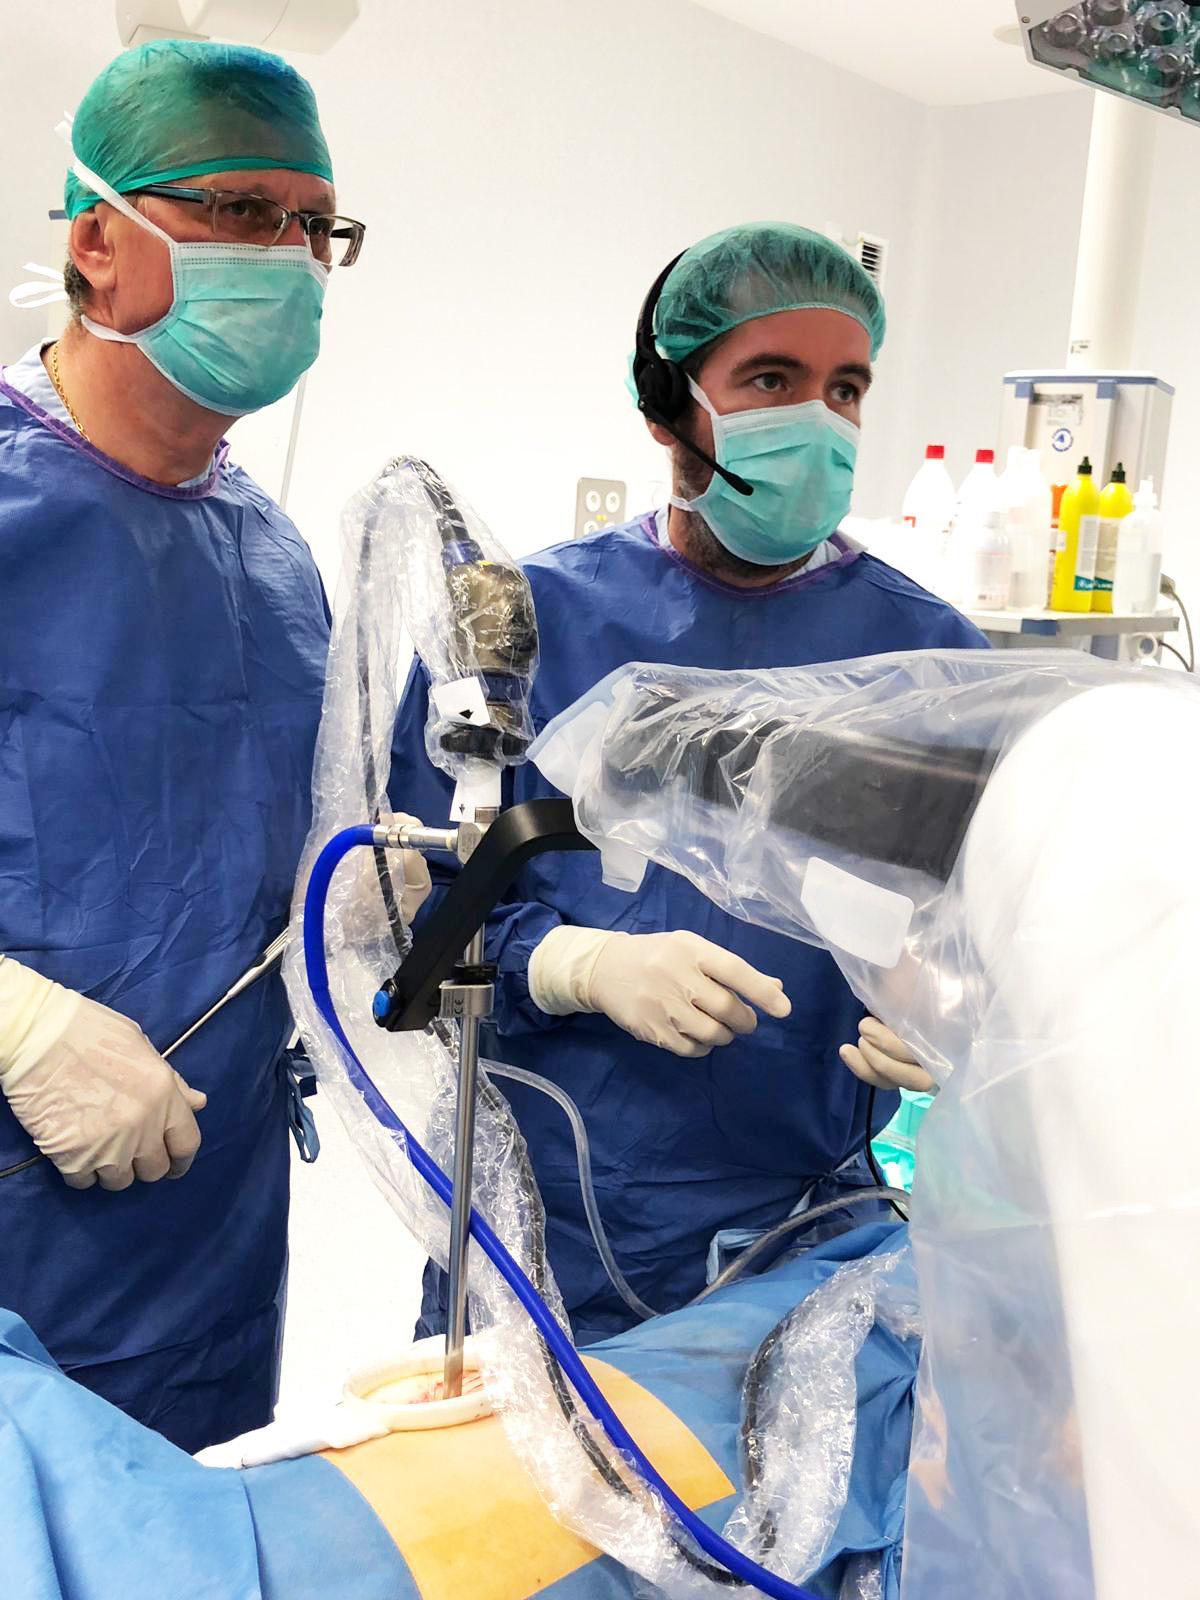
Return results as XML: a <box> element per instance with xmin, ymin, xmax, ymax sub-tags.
<box><xmin>1051</xmin><ymin>456</ymin><xmax>1101</xmax><ymax>612</ymax></box>
<box><xmin>1092</xmin><ymin>463</ymin><xmax>1134</xmax><ymax>614</ymax></box>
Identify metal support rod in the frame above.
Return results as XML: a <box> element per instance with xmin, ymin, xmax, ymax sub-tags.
<box><xmin>443</xmin><ymin>926</ymin><xmax>486</xmax><ymax>1398</ymax></box>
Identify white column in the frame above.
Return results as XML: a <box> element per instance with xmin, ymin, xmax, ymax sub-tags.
<box><xmin>1067</xmin><ymin>90</ymin><xmax>1156</xmax><ymax>370</ymax></box>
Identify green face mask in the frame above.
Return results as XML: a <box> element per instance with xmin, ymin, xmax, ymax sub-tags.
<box><xmin>73</xmin><ymin>156</ymin><xmax>328</xmax><ymax>417</ymax></box>
<box><xmin>672</xmin><ymin>378</ymin><xmax>860</xmax><ymax>566</ymax></box>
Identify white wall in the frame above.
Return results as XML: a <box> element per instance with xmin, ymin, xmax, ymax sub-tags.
<box><xmin>6</xmin><ymin>4</ymin><xmax>1191</xmax><ymax>615</ymax></box>
<box><xmin>897</xmin><ymin>90</ymin><xmax>1093</xmax><ymax>490</ymax></box>
<box><xmin>0</xmin><ymin>1</ymin><xmax>1101</xmax><ymax>589</ymax></box>
<box><xmin>1</xmin><ymin>0</ymin><xmax>937</xmax><ymax>584</ymax></box>
<box><xmin>278</xmin><ymin>0</ymin><xmax>937</xmax><ymax>583</ymax></box>
<box><xmin>1131</xmin><ymin>113</ymin><xmax>1200</xmax><ymax>635</ymax></box>
<box><xmin>897</xmin><ymin>88</ymin><xmax>1200</xmax><ymax>648</ymax></box>
<box><xmin>0</xmin><ymin>17</ymin><xmax>129</xmax><ymax>352</ymax></box>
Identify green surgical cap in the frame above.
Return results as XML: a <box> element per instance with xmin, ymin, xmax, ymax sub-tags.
<box><xmin>64</xmin><ymin>39</ymin><xmax>333</xmax><ymax>220</ymax></box>
<box><xmin>655</xmin><ymin>221</ymin><xmax>886</xmax><ymax>362</ymax></box>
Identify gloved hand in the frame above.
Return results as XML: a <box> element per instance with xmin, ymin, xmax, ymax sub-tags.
<box><xmin>529</xmin><ymin>926</ymin><xmax>792</xmax><ymax>1059</ymax></box>
<box><xmin>0</xmin><ymin>956</ymin><xmax>206</xmax><ymax>1190</ymax></box>
<box><xmin>339</xmin><ymin>809</ymin><xmax>432</xmax><ymax>942</ymax></box>
<box><xmin>839</xmin><ymin>1016</ymin><xmax>935</xmax><ymax>1094</ymax></box>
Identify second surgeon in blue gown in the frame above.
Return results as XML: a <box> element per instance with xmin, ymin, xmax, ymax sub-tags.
<box><xmin>0</xmin><ymin>42</ymin><xmax>384</xmax><ymax>1452</ymax></box>
<box><xmin>390</xmin><ymin>223</ymin><xmax>986</xmax><ymax>1345</ymax></box>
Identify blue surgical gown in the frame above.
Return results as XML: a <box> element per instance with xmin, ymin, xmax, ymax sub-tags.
<box><xmin>390</xmin><ymin>516</ymin><xmax>987</xmax><ymax>1345</ymax></box>
<box><xmin>0</xmin><ymin>380</ymin><xmax>329</xmax><ymax>1451</ymax></box>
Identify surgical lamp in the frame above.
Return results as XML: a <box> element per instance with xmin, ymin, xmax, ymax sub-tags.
<box><xmin>1020</xmin><ymin>1</ymin><xmax>1200</xmax><ymax>123</ymax></box>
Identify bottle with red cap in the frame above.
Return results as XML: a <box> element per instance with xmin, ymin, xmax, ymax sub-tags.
<box><xmin>955</xmin><ymin>448</ymin><xmax>999</xmax><ymax>527</ymax></box>
<box><xmin>901</xmin><ymin>444</ymin><xmax>957</xmax><ymax>539</ymax></box>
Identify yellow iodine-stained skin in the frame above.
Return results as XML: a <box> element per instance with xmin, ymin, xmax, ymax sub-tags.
<box><xmin>321</xmin><ymin>1357</ymin><xmax>733</xmax><ymax>1600</ymax></box>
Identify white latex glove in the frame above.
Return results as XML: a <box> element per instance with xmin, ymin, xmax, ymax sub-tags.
<box><xmin>0</xmin><ymin>956</ymin><xmax>206</xmax><ymax>1190</ymax></box>
<box><xmin>340</xmin><ymin>809</ymin><xmax>432</xmax><ymax>941</ymax></box>
<box><xmin>839</xmin><ymin>1016</ymin><xmax>935</xmax><ymax>1094</ymax></box>
<box><xmin>529</xmin><ymin>926</ymin><xmax>791</xmax><ymax>1059</ymax></box>
<box><xmin>195</xmin><ymin>1403</ymin><xmax>390</xmax><ymax>1468</ymax></box>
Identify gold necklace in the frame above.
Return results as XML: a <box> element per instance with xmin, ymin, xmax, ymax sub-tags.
<box><xmin>49</xmin><ymin>343</ymin><xmax>90</xmax><ymax>441</ymax></box>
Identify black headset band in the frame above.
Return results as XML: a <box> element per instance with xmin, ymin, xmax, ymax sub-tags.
<box><xmin>634</xmin><ymin>251</ymin><xmax>685</xmax><ymax>376</ymax></box>
<box><xmin>632</xmin><ymin>249</ymin><xmax>754</xmax><ymax>498</ymax></box>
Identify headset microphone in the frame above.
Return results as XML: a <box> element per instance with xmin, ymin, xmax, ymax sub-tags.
<box><xmin>631</xmin><ymin>254</ymin><xmax>755</xmax><ymax>499</ymax></box>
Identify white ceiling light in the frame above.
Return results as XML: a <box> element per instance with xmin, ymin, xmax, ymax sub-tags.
<box><xmin>685</xmin><ymin>0</ymin><xmax>1074</xmax><ymax>106</ymax></box>
<box><xmin>1020</xmin><ymin>1</ymin><xmax>1200</xmax><ymax>127</ymax></box>
<box><xmin>115</xmin><ymin>0</ymin><xmax>359</xmax><ymax>52</ymax></box>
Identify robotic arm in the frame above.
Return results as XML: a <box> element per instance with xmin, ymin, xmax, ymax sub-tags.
<box><xmin>530</xmin><ymin>651</ymin><xmax>1200</xmax><ymax>1600</ymax></box>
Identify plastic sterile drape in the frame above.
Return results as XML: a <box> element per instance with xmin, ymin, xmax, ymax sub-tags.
<box><xmin>531</xmin><ymin>650</ymin><xmax>1200</xmax><ymax>1599</ymax></box>
<box><xmin>391</xmin><ymin>456</ymin><xmax>539</xmax><ymax>789</ymax></box>
<box><xmin>284</xmin><ymin>461</ymin><xmax>905</xmax><ymax>1598</ymax></box>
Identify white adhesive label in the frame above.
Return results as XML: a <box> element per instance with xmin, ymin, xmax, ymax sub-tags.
<box><xmin>451</xmin><ymin>768</ymin><xmax>503</xmax><ymax>820</ymax></box>
<box><xmin>1094</xmin><ymin>518</ymin><xmax>1120</xmax><ymax>595</ymax></box>
<box><xmin>432</xmin><ymin>676</ymin><xmax>491</xmax><ymax>727</ymax></box>
<box><xmin>800</xmin><ymin>857</ymin><xmax>914</xmax><ymax>969</ymax></box>
<box><xmin>1075</xmin><ymin>515</ymin><xmax>1100</xmax><ymax>591</ymax></box>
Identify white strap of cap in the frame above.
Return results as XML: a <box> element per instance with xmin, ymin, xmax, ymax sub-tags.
<box><xmin>68</xmin><ymin>154</ymin><xmax>176</xmax><ymax>246</ymax></box>
<box><xmin>54</xmin><ymin>116</ymin><xmax>174</xmax><ymax>247</ymax></box>
<box><xmin>9</xmin><ymin>264</ymin><xmax>68</xmax><ymax>310</ymax></box>
<box><xmin>685</xmin><ymin>374</ymin><xmax>719</xmax><ymax>421</ymax></box>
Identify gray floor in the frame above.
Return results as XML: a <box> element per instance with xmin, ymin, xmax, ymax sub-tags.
<box><xmin>279</xmin><ymin>1093</ymin><xmax>427</xmax><ymax>1408</ymax></box>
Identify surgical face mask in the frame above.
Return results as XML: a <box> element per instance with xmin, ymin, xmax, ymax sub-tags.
<box><xmin>72</xmin><ymin>157</ymin><xmax>328</xmax><ymax>417</ymax></box>
<box><xmin>672</xmin><ymin>378</ymin><xmax>859</xmax><ymax>566</ymax></box>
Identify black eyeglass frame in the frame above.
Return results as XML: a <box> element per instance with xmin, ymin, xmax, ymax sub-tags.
<box><xmin>131</xmin><ymin>183</ymin><xmax>366</xmax><ymax>267</ymax></box>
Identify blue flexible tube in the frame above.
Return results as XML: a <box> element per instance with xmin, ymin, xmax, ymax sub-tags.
<box><xmin>304</xmin><ymin>827</ymin><xmax>822</xmax><ymax>1600</ymax></box>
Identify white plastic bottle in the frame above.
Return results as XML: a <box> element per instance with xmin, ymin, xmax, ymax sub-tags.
<box><xmin>955</xmin><ymin>449</ymin><xmax>999</xmax><ymax>527</ymax></box>
<box><xmin>1006</xmin><ymin>450</ymin><xmax>1054</xmax><ymax>610</ymax></box>
<box><xmin>955</xmin><ymin>506</ymin><xmax>1012</xmax><ymax>611</ymax></box>
<box><xmin>1111</xmin><ymin>479</ymin><xmax>1163</xmax><ymax>616</ymax></box>
<box><xmin>995</xmin><ymin>446</ymin><xmax>1026</xmax><ymax>513</ymax></box>
<box><xmin>902</xmin><ymin>444</ymin><xmax>957</xmax><ymax>537</ymax></box>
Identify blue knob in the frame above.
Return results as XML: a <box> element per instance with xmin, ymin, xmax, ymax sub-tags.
<box><xmin>372</xmin><ymin>990</ymin><xmax>391</xmax><ymax>1023</ymax></box>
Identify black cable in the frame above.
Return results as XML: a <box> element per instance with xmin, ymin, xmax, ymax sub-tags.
<box><xmin>692</xmin><ymin>1186</ymin><xmax>909</xmax><ymax>1306</ymax></box>
<box><xmin>1160</xmin><ymin>640</ymin><xmax>1192</xmax><ymax>673</ymax></box>
<box><xmin>359</xmin><ymin>489</ymin><xmax>738</xmax><ymax>1587</ymax></box>
<box><xmin>864</xmin><ymin>1086</ymin><xmax>909</xmax><ymax>1221</ymax></box>
<box><xmin>355</xmin><ymin>489</ymin><xmax>412</xmax><ymax>964</ymax></box>
<box><xmin>738</xmin><ymin>1293</ymin><xmax>816</xmax><ymax>1559</ymax></box>
<box><xmin>1177</xmin><ymin>593</ymin><xmax>1195</xmax><ymax>672</ymax></box>
<box><xmin>1160</xmin><ymin>578</ymin><xmax>1194</xmax><ymax>672</ymax></box>
<box><xmin>475</xmin><ymin>1072</ymin><xmax>740</xmax><ymax>1585</ymax></box>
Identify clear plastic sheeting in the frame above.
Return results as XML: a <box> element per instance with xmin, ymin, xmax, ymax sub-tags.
<box><xmin>532</xmin><ymin>649</ymin><xmax>1200</xmax><ymax>1598</ymax></box>
<box><xmin>839</xmin><ymin>1555</ymin><xmax>884</xmax><ymax>1600</ymax></box>
<box><xmin>283</xmin><ymin>458</ymin><xmax>519</xmax><ymax>1291</ymax></box>
<box><xmin>289</xmin><ymin>460</ymin><xmax>872</xmax><ymax>1598</ymax></box>
<box><xmin>727</xmin><ymin>1246</ymin><xmax>918</xmax><ymax>1588</ymax></box>
<box><xmin>385</xmin><ymin>455</ymin><xmax>539</xmax><ymax>788</ymax></box>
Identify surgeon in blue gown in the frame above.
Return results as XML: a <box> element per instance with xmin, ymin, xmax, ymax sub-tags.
<box><xmin>0</xmin><ymin>43</ymin><xmax>360</xmax><ymax>1451</ymax></box>
<box><xmin>390</xmin><ymin>223</ymin><xmax>983</xmax><ymax>1346</ymax></box>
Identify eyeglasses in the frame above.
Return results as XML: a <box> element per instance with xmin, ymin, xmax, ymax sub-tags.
<box><xmin>132</xmin><ymin>185</ymin><xmax>366</xmax><ymax>267</ymax></box>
